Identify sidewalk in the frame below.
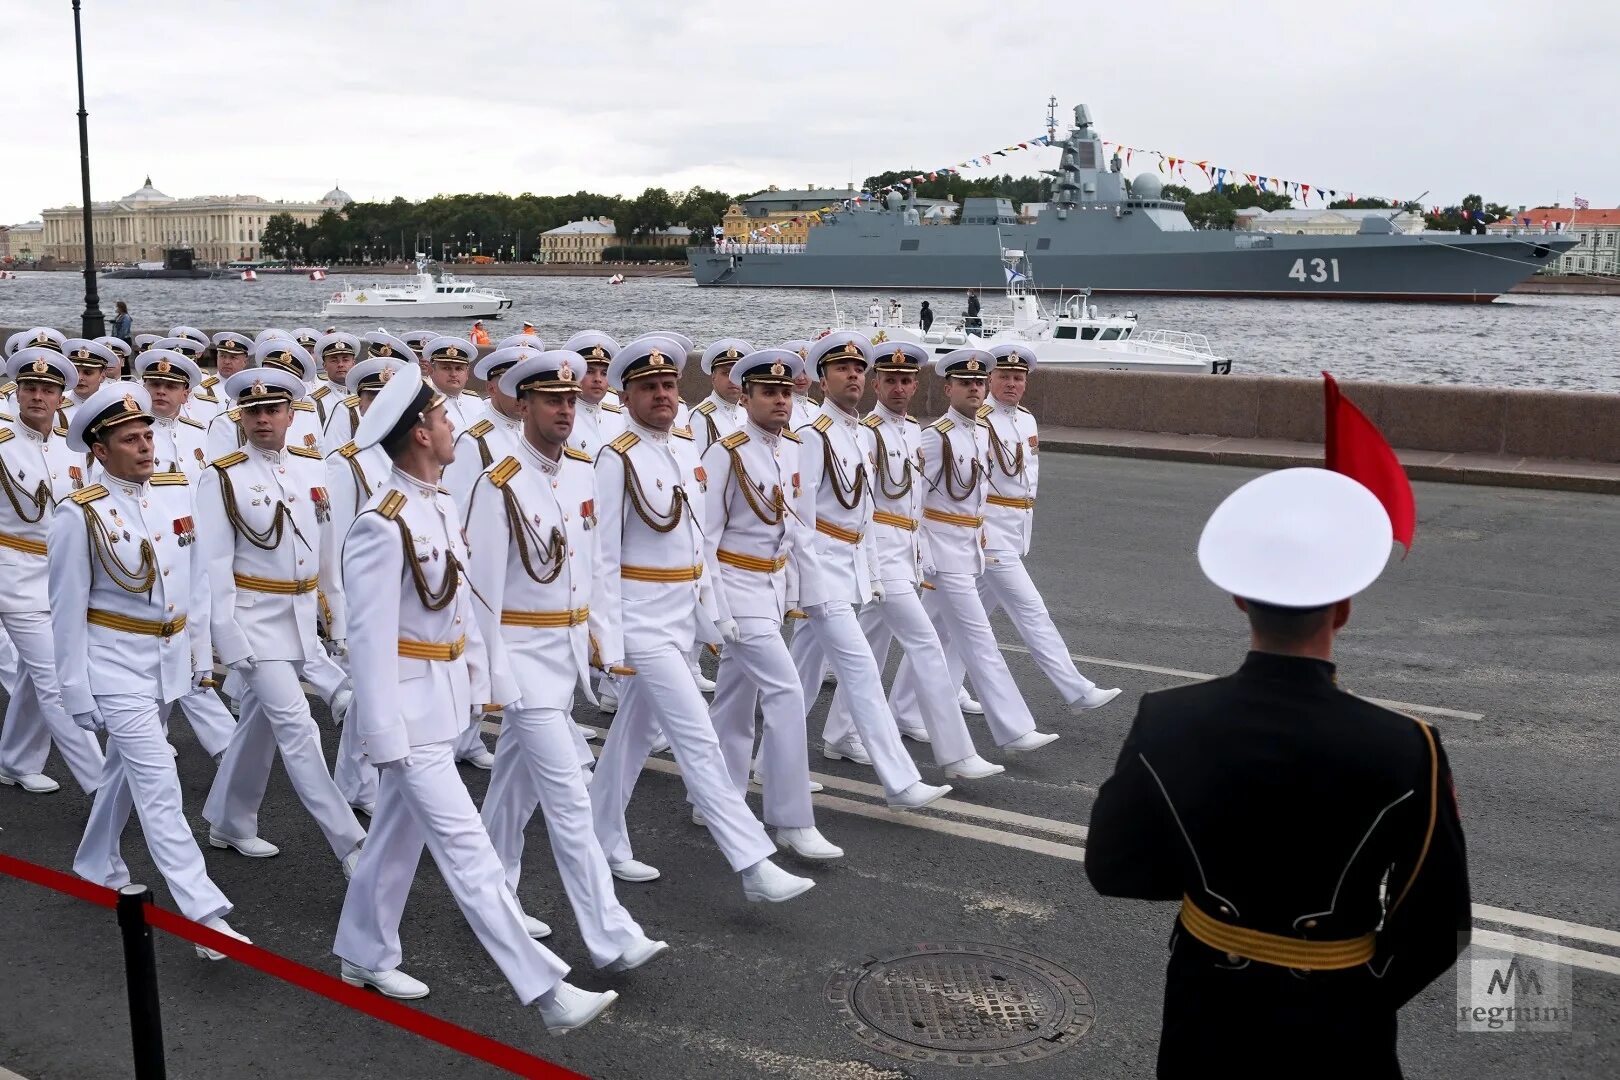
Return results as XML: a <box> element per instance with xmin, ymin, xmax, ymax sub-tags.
<box><xmin>1040</xmin><ymin>426</ymin><xmax>1620</xmax><ymax>495</ymax></box>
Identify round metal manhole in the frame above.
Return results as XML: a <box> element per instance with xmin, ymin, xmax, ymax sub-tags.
<box><xmin>825</xmin><ymin>942</ymin><xmax>1094</xmax><ymax>1067</ymax></box>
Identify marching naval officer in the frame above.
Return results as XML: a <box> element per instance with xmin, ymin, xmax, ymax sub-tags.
<box><xmin>314</xmin><ymin>332</ymin><xmax>363</xmax><ymax>443</ymax></box>
<box><xmin>332</xmin><ymin>363</ymin><xmax>616</xmax><ymax>1033</ymax></box>
<box><xmin>691</xmin><ymin>338</ymin><xmax>749</xmax><ymax>454</ymax></box>
<box><xmin>821</xmin><ymin>341</ymin><xmax>1003</xmax><ymax>780</ymax></box>
<box><xmin>95</xmin><ymin>336</ymin><xmax>132</xmax><ymax>381</ymax></box>
<box><xmin>197</xmin><ymin>367</ymin><xmax>366</xmax><ymax>876</ymax></box>
<box><xmin>49</xmin><ymin>381</ymin><xmax>250</xmax><ymax>958</ymax></box>
<box><xmin>464</xmin><ymin>349</ymin><xmax>669</xmax><ymax>971</ymax></box>
<box><xmin>970</xmin><ymin>343</ymin><xmax>1118</xmax><ymax>713</ymax></box>
<box><xmin>204</xmin><ymin>338</ymin><xmax>324</xmax><ymax>461</ymax></box>
<box><xmin>785</xmin><ymin>332</ymin><xmax>950</xmax><ymax>810</ymax></box>
<box><xmin>192</xmin><ymin>333</ymin><xmax>254</xmax><ymax>424</ymax></box>
<box><xmin>889</xmin><ymin>349</ymin><xmax>1059</xmax><ymax>754</ymax></box>
<box><xmin>701</xmin><ymin>348</ymin><xmax>844</xmax><ymax>859</ymax></box>
<box><xmin>0</xmin><ymin>348</ymin><xmax>105</xmax><ymax>795</ymax></box>
<box><xmin>1086</xmin><ymin>467</ymin><xmax>1471</xmax><ymax>1079</ymax></box>
<box><xmin>59</xmin><ymin>338</ymin><xmax>116</xmax><ymax>417</ymax></box>
<box><xmin>324</xmin><ymin>331</ymin><xmax>418</xmax><ymax>449</ymax></box>
<box><xmin>586</xmin><ymin>336</ymin><xmax>815</xmax><ymax>902</ymax></box>
<box><xmin>421</xmin><ymin>336</ymin><xmax>485</xmax><ymax>439</ymax></box>
<box><xmin>779</xmin><ymin>339</ymin><xmax>820</xmax><ymax>430</ymax></box>
<box><xmin>4</xmin><ymin>327</ymin><xmax>67</xmax><ymax>360</ymax></box>
<box><xmin>562</xmin><ymin>331</ymin><xmax>624</xmax><ymax>460</ymax></box>
<box><xmin>443</xmin><ymin>344</ymin><xmax>530</xmax><ymax>507</ymax></box>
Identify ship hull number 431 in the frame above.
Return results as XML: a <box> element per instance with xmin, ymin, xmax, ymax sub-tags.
<box><xmin>1288</xmin><ymin>257</ymin><xmax>1342</xmax><ymax>283</ymax></box>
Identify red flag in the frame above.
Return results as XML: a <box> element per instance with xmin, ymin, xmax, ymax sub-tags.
<box><xmin>1323</xmin><ymin>373</ymin><xmax>1415</xmax><ymax>552</ymax></box>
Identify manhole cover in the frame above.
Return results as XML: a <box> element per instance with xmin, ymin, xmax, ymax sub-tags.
<box><xmin>825</xmin><ymin>942</ymin><xmax>1094</xmax><ymax>1067</ymax></box>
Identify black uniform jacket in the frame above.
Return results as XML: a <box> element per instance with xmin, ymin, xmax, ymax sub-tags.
<box><xmin>1086</xmin><ymin>651</ymin><xmax>1471</xmax><ymax>1079</ymax></box>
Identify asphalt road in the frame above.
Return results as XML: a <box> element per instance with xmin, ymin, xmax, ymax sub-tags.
<box><xmin>2</xmin><ymin>453</ymin><xmax>1616</xmax><ymax>1080</ymax></box>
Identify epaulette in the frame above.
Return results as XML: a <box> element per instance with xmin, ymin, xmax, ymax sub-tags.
<box><xmin>694</xmin><ymin>400</ymin><xmax>716</xmax><ymax>416</ymax></box>
<box><xmin>719</xmin><ymin>430</ymin><xmax>749</xmax><ymax>450</ymax></box>
<box><xmin>337</xmin><ymin>441</ymin><xmax>360</xmax><ymax>459</ymax></box>
<box><xmin>563</xmin><ymin>446</ymin><xmax>592</xmax><ymax>463</ymax></box>
<box><xmin>342</xmin><ymin>394</ymin><xmax>359</xmax><ymax>408</ymax></box>
<box><xmin>931</xmin><ymin>417</ymin><xmax>954</xmax><ymax>434</ymax></box>
<box><xmin>193</xmin><ymin>391</ymin><xmax>219</xmax><ymax>403</ymax></box>
<box><xmin>466</xmin><ymin>418</ymin><xmax>494</xmax><ymax>440</ymax></box>
<box><xmin>0</xmin><ymin>428</ymin><xmax>13</xmax><ymax>444</ymax></box>
<box><xmin>601</xmin><ymin>401</ymin><xmax>622</xmax><ymax>413</ymax></box>
<box><xmin>671</xmin><ymin>427</ymin><xmax>693</xmax><ymax>440</ymax></box>
<box><xmin>489</xmin><ymin>456</ymin><xmax>520</xmax><ymax>487</ymax></box>
<box><xmin>211</xmin><ymin>450</ymin><xmax>248</xmax><ymax>469</ymax></box>
<box><xmin>1018</xmin><ymin>405</ymin><xmax>1033</xmax><ymax>415</ymax></box>
<box><xmin>291</xmin><ymin>400</ymin><xmax>315</xmax><ymax>413</ymax></box>
<box><xmin>0</xmin><ymin>382</ymin><xmax>15</xmax><ymax>396</ymax></box>
<box><xmin>811</xmin><ymin>415</ymin><xmax>833</xmax><ymax>433</ymax></box>
<box><xmin>607</xmin><ymin>431</ymin><xmax>640</xmax><ymax>454</ymax></box>
<box><xmin>179</xmin><ymin>416</ymin><xmax>204</xmax><ymax>429</ymax></box>
<box><xmin>977</xmin><ymin>404</ymin><xmax>993</xmax><ymax>420</ymax></box>
<box><xmin>861</xmin><ymin>414</ymin><xmax>882</xmax><ymax>428</ymax></box>
<box><xmin>462</xmin><ymin>390</ymin><xmax>479</xmax><ymax>398</ymax></box>
<box><xmin>311</xmin><ymin>385</ymin><xmax>330</xmax><ymax>400</ymax></box>
<box><xmin>975</xmin><ymin>418</ymin><xmax>990</xmax><ymax>428</ymax></box>
<box><xmin>69</xmin><ymin>483</ymin><xmax>107</xmax><ymax>505</ymax></box>
<box><xmin>227</xmin><ymin>407</ymin><xmax>242</xmax><ymax>421</ymax></box>
<box><xmin>378</xmin><ymin>490</ymin><xmax>406</xmax><ymax>520</ymax></box>
<box><xmin>782</xmin><ymin>429</ymin><xmax>802</xmax><ymax>443</ymax></box>
<box><xmin>149</xmin><ymin>471</ymin><xmax>188</xmax><ymax>486</ymax></box>
<box><xmin>289</xmin><ymin>445</ymin><xmax>321</xmax><ymax>460</ymax></box>
<box><xmin>0</xmin><ymin>413</ymin><xmax>15</xmax><ymax>424</ymax></box>
<box><xmin>200</xmin><ymin>376</ymin><xmax>219</xmax><ymax>389</ymax></box>
<box><xmin>906</xmin><ymin>416</ymin><xmax>920</xmax><ymax>425</ymax></box>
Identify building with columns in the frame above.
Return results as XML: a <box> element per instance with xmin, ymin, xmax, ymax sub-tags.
<box><xmin>40</xmin><ymin>178</ymin><xmax>352</xmax><ymax>265</ymax></box>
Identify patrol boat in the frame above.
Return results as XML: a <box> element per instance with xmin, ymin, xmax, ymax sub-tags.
<box><xmin>322</xmin><ymin>255</ymin><xmax>514</xmax><ymax>319</ymax></box>
<box><xmin>690</xmin><ymin>103</ymin><xmax>1577</xmax><ymax>303</ymax></box>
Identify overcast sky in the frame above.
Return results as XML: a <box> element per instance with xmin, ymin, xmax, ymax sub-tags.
<box><xmin>5</xmin><ymin>0</ymin><xmax>1616</xmax><ymax>224</ymax></box>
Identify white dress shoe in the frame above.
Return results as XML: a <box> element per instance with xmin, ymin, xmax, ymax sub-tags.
<box><xmin>751</xmin><ymin>768</ymin><xmax>822</xmax><ymax>793</ymax></box>
<box><xmin>330</xmin><ymin>687</ymin><xmax>353</xmax><ymax>727</ymax></box>
<box><xmin>775</xmin><ymin>826</ymin><xmax>844</xmax><ymax>860</ymax></box>
<box><xmin>458</xmin><ymin>746</ymin><xmax>496</xmax><ymax>770</ymax></box>
<box><xmin>822</xmin><ymin>736</ymin><xmax>871</xmax><ymax>765</ymax></box>
<box><xmin>1001</xmin><ymin>730</ymin><xmax>1060</xmax><ymax>753</ymax></box>
<box><xmin>821</xmin><ymin>670</ymin><xmax>837</xmax><ymax>686</ymax></box>
<box><xmin>610</xmin><ymin>859</ymin><xmax>661</xmax><ymax>883</ymax></box>
<box><xmin>597</xmin><ymin>691</ymin><xmax>619</xmax><ymax>714</ymax></box>
<box><xmin>523</xmin><ymin>913</ymin><xmax>552</xmax><ymax>940</ymax></box>
<box><xmin>957</xmin><ymin>688</ymin><xmax>984</xmax><ymax>715</ymax></box>
<box><xmin>741</xmin><ymin>858</ymin><xmax>816</xmax><ymax>903</ymax></box>
<box><xmin>575</xmin><ymin>723</ymin><xmax>600</xmax><ymax>742</ymax></box>
<box><xmin>537</xmin><ymin>981</ymin><xmax>618</xmax><ymax>1034</ymax></box>
<box><xmin>0</xmin><ymin>770</ymin><xmax>60</xmax><ymax>794</ymax></box>
<box><xmin>196</xmin><ymin>916</ymin><xmax>250</xmax><ymax>961</ymax></box>
<box><xmin>690</xmin><ymin>671</ymin><xmax>717</xmax><ymax>694</ymax></box>
<box><xmin>208</xmin><ymin>829</ymin><xmax>280</xmax><ymax>858</ymax></box>
<box><xmin>227</xmin><ymin>697</ymin><xmax>241</xmax><ymax>718</ymax></box>
<box><xmin>340</xmin><ymin>960</ymin><xmax>429</xmax><ymax>999</ymax></box>
<box><xmin>898</xmin><ymin>725</ymin><xmax>932</xmax><ymax>743</ymax></box>
<box><xmin>648</xmin><ymin>733</ymin><xmax>672</xmax><ymax>755</ymax></box>
<box><xmin>604</xmin><ymin>935</ymin><xmax>669</xmax><ymax>974</ymax></box>
<box><xmin>1072</xmin><ymin>686</ymin><xmax>1123</xmax><ymax>712</ymax></box>
<box><xmin>691</xmin><ymin>807</ymin><xmax>707</xmax><ymax>827</ymax></box>
<box><xmin>341</xmin><ymin>849</ymin><xmax>360</xmax><ymax>880</ymax></box>
<box><xmin>886</xmin><ymin>781</ymin><xmax>952</xmax><ymax>810</ymax></box>
<box><xmin>350</xmin><ymin>801</ymin><xmax>376</xmax><ymax>818</ymax></box>
<box><xmin>167</xmin><ymin>742</ymin><xmax>179</xmax><ymax>757</ymax></box>
<box><xmin>944</xmin><ymin>754</ymin><xmax>1006</xmax><ymax>780</ymax></box>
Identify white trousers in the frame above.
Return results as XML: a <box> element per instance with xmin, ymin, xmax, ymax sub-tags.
<box><xmin>708</xmin><ymin>617</ymin><xmax>814</xmax><ymax>829</ymax></box>
<box><xmin>789</xmin><ymin>601</ymin><xmax>922</xmax><ymax>796</ymax></box>
<box><xmin>892</xmin><ymin>571</ymin><xmax>1035</xmax><ymax>747</ymax></box>
<box><xmin>978</xmin><ymin>550</ymin><xmax>1097</xmax><ymax>705</ymax></box>
<box><xmin>334</xmin><ymin>739</ymin><xmax>568</xmax><ymax>1005</ymax></box>
<box><xmin>202</xmin><ymin>660</ymin><xmax>365</xmax><ymax>861</ymax></box>
<box><xmin>74</xmin><ymin>693</ymin><xmax>232</xmax><ymax>922</ymax></box>
<box><xmin>482</xmin><ymin>705</ymin><xmax>646</xmax><ymax>968</ymax></box>
<box><xmin>172</xmin><ymin>685</ymin><xmax>238</xmax><ymax>759</ymax></box>
<box><xmin>824</xmin><ymin>583</ymin><xmax>978</xmax><ymax>767</ymax></box>
<box><xmin>0</xmin><ymin>609</ymin><xmax>104</xmax><ymax>791</ymax></box>
<box><xmin>590</xmin><ymin>644</ymin><xmax>775</xmax><ymax>873</ymax></box>
<box><xmin>0</xmin><ymin>626</ymin><xmax>18</xmax><ymax>694</ymax></box>
<box><xmin>335</xmin><ymin>709</ymin><xmax>379</xmax><ymax>808</ymax></box>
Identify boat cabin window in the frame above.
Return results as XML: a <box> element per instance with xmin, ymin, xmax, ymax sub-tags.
<box><xmin>1054</xmin><ymin>325</ymin><xmax>1077</xmax><ymax>339</ymax></box>
<box><xmin>900</xmin><ymin>239</ymin><xmax>919</xmax><ymax>251</ymax></box>
<box><xmin>1036</xmin><ymin>238</ymin><xmax>1051</xmax><ymax>250</ymax></box>
<box><xmin>1080</xmin><ymin>327</ymin><xmax>1099</xmax><ymax>340</ymax></box>
<box><xmin>1099</xmin><ymin>327</ymin><xmax>1123</xmax><ymax>341</ymax></box>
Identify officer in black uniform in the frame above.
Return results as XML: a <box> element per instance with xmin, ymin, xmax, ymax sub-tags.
<box><xmin>1086</xmin><ymin>467</ymin><xmax>1471</xmax><ymax>1080</ymax></box>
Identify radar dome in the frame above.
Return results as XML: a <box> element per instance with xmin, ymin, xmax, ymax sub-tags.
<box><xmin>1131</xmin><ymin>173</ymin><xmax>1163</xmax><ymax>200</ymax></box>
<box><xmin>885</xmin><ymin>190</ymin><xmax>904</xmax><ymax>211</ymax></box>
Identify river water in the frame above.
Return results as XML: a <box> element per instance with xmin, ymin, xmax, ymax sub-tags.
<box><xmin>4</xmin><ymin>271</ymin><xmax>1615</xmax><ymax>392</ymax></box>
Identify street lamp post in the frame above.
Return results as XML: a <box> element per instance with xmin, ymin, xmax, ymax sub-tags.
<box><xmin>72</xmin><ymin>0</ymin><xmax>104</xmax><ymax>338</ymax></box>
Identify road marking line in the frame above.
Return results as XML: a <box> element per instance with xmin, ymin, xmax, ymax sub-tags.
<box><xmin>996</xmin><ymin>642</ymin><xmax>1486</xmax><ymax>721</ymax></box>
<box><xmin>1471</xmin><ymin>929</ymin><xmax>1620</xmax><ymax>977</ymax></box>
<box><xmin>1473</xmin><ymin>904</ymin><xmax>1620</xmax><ymax>951</ymax></box>
<box><xmin>788</xmin><ymin>769</ymin><xmax>1088</xmax><ymax>841</ymax></box>
<box><xmin>810</xmin><ymin>792</ymin><xmax>1087</xmax><ymax>863</ymax></box>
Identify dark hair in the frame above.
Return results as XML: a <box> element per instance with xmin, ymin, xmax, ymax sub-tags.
<box><xmin>1244</xmin><ymin>600</ymin><xmax>1336</xmax><ymax>644</ymax></box>
<box><xmin>379</xmin><ymin>420</ymin><xmax>417</xmax><ymax>460</ymax></box>
<box><xmin>379</xmin><ymin>384</ymin><xmax>437</xmax><ymax>459</ymax></box>
<box><xmin>116</xmin><ymin>301</ymin><xmax>128</xmax><ymax>315</ymax></box>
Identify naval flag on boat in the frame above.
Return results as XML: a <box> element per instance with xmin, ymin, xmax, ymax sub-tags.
<box><xmin>1005</xmin><ymin>265</ymin><xmax>1026</xmax><ymax>285</ymax></box>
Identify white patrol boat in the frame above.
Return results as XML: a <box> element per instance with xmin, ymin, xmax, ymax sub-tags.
<box><xmin>322</xmin><ymin>255</ymin><xmax>514</xmax><ymax>319</ymax></box>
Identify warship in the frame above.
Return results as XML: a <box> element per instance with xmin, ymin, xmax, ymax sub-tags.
<box><xmin>689</xmin><ymin>104</ymin><xmax>1576</xmax><ymax>302</ymax></box>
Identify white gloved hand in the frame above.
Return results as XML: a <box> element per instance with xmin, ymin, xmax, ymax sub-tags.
<box><xmin>869</xmin><ymin>580</ymin><xmax>886</xmax><ymax>602</ymax></box>
<box><xmin>326</xmin><ymin>637</ymin><xmax>348</xmax><ymax>660</ymax></box>
<box><xmin>716</xmin><ymin>618</ymin><xmax>740</xmax><ymax>643</ymax></box>
<box><xmin>227</xmin><ymin>655</ymin><xmax>257</xmax><ymax>677</ymax></box>
<box><xmin>73</xmin><ymin>710</ymin><xmax>104</xmax><ymax>733</ymax></box>
<box><xmin>377</xmin><ymin>754</ymin><xmax>414</xmax><ymax>771</ymax></box>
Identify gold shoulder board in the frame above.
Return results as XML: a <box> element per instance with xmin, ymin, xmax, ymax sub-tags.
<box><xmin>311</xmin><ymin>385</ymin><xmax>330</xmax><ymax>400</ymax></box>
<box><xmin>53</xmin><ymin>423</ymin><xmax>67</xmax><ymax>436</ymax></box>
<box><xmin>719</xmin><ymin>430</ymin><xmax>749</xmax><ymax>450</ymax></box>
<box><xmin>194</xmin><ymin>391</ymin><xmax>219</xmax><ymax>403</ymax></box>
<box><xmin>466</xmin><ymin>418</ymin><xmax>494</xmax><ymax>439</ymax></box>
<box><xmin>861</xmin><ymin>414</ymin><xmax>882</xmax><ymax>428</ymax></box>
<box><xmin>378</xmin><ymin>490</ymin><xmax>406</xmax><ymax>520</ymax></box>
<box><xmin>601</xmin><ymin>401</ymin><xmax>622</xmax><ymax>413</ymax></box>
<box><xmin>337</xmin><ymin>441</ymin><xmax>360</xmax><ymax>459</ymax></box>
<box><xmin>291</xmin><ymin>401</ymin><xmax>315</xmax><ymax>413</ymax></box>
<box><xmin>179</xmin><ymin>416</ymin><xmax>204</xmax><ymax>429</ymax></box>
<box><xmin>0</xmin><ymin>382</ymin><xmax>16</xmax><ymax>396</ymax></box>
<box><xmin>70</xmin><ymin>483</ymin><xmax>108</xmax><ymax>505</ymax></box>
<box><xmin>810</xmin><ymin>415</ymin><xmax>833</xmax><ymax>433</ymax></box>
<box><xmin>932</xmin><ymin>417</ymin><xmax>954</xmax><ymax>434</ymax></box>
<box><xmin>671</xmin><ymin>426</ymin><xmax>693</xmax><ymax>440</ymax></box>
<box><xmin>289</xmin><ymin>445</ymin><xmax>321</xmax><ymax>460</ymax></box>
<box><xmin>563</xmin><ymin>446</ymin><xmax>592</xmax><ymax>463</ymax></box>
<box><xmin>200</xmin><ymin>376</ymin><xmax>219</xmax><ymax>389</ymax></box>
<box><xmin>211</xmin><ymin>450</ymin><xmax>248</xmax><ymax>469</ymax></box>
<box><xmin>342</xmin><ymin>395</ymin><xmax>359</xmax><ymax>408</ymax></box>
<box><xmin>906</xmin><ymin>416</ymin><xmax>920</xmax><ymax>425</ymax></box>
<box><xmin>976</xmin><ymin>404</ymin><xmax>993</xmax><ymax>420</ymax></box>
<box><xmin>489</xmin><ymin>456</ymin><xmax>521</xmax><ymax>487</ymax></box>
<box><xmin>149</xmin><ymin>471</ymin><xmax>188</xmax><ymax>486</ymax></box>
<box><xmin>227</xmin><ymin>408</ymin><xmax>242</xmax><ymax>421</ymax></box>
<box><xmin>0</xmin><ymin>428</ymin><xmax>13</xmax><ymax>445</ymax></box>
<box><xmin>694</xmin><ymin>400</ymin><xmax>716</xmax><ymax>416</ymax></box>
<box><xmin>1018</xmin><ymin>405</ymin><xmax>1033</xmax><ymax>415</ymax></box>
<box><xmin>781</xmin><ymin>429</ymin><xmax>801</xmax><ymax>443</ymax></box>
<box><xmin>607</xmin><ymin>431</ymin><xmax>640</xmax><ymax>454</ymax></box>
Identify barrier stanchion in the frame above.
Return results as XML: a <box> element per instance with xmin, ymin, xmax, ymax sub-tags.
<box><xmin>115</xmin><ymin>885</ymin><xmax>167</xmax><ymax>1080</ymax></box>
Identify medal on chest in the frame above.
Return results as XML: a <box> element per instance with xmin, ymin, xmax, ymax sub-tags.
<box><xmin>311</xmin><ymin>486</ymin><xmax>331</xmax><ymax>524</ymax></box>
<box><xmin>173</xmin><ymin>516</ymin><xmax>196</xmax><ymax>547</ymax></box>
<box><xmin>581</xmin><ymin>499</ymin><xmax>596</xmax><ymax>530</ymax></box>
<box><xmin>693</xmin><ymin>465</ymin><xmax>708</xmax><ymax>493</ymax></box>
<box><xmin>69</xmin><ymin>465</ymin><xmax>83</xmax><ymax>490</ymax></box>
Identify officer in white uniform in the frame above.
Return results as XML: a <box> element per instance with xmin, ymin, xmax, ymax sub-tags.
<box><xmin>314</xmin><ymin>333</ymin><xmax>363</xmax><ymax>445</ymax></box>
<box><xmin>170</xmin><ymin>325</ymin><xmax>210</xmax><ymax>352</ymax></box>
<box><xmin>95</xmin><ymin>336</ymin><xmax>132</xmax><ymax>381</ymax></box>
<box><xmin>974</xmin><ymin>343</ymin><xmax>1118</xmax><ymax>713</ymax></box>
<box><xmin>443</xmin><ymin>345</ymin><xmax>529</xmax><ymax>508</ymax></box>
<box><xmin>821</xmin><ymin>341</ymin><xmax>1003</xmax><ymax>780</ymax></box>
<box><xmin>50</xmin><ymin>382</ymin><xmax>249</xmax><ymax>958</ymax></box>
<box><xmin>702</xmin><ymin>348</ymin><xmax>844</xmax><ymax>859</ymax></box>
<box><xmin>324</xmin><ymin>332</ymin><xmax>417</xmax><ymax>449</ymax></box>
<box><xmin>890</xmin><ymin>349</ymin><xmax>1058</xmax><ymax>753</ymax></box>
<box><xmin>780</xmin><ymin>339</ymin><xmax>820</xmax><ymax>431</ymax></box>
<box><xmin>197</xmin><ymin>367</ymin><xmax>366</xmax><ymax>874</ymax></box>
<box><xmin>691</xmin><ymin>338</ymin><xmax>749</xmax><ymax>455</ymax></box>
<box><xmin>333</xmin><ymin>364</ymin><xmax>616</xmax><ymax>1033</ymax></box>
<box><xmin>0</xmin><ymin>349</ymin><xmax>105</xmax><ymax>795</ymax></box>
<box><xmin>787</xmin><ymin>332</ymin><xmax>950</xmax><ymax>810</ymax></box>
<box><xmin>59</xmin><ymin>338</ymin><xmax>116</xmax><ymax>420</ymax></box>
<box><xmin>205</xmin><ymin>338</ymin><xmax>324</xmax><ymax>461</ymax></box>
<box><xmin>421</xmin><ymin>336</ymin><xmax>485</xmax><ymax>439</ymax></box>
<box><xmin>4</xmin><ymin>327</ymin><xmax>67</xmax><ymax>361</ymax></box>
<box><xmin>464</xmin><ymin>349</ymin><xmax>669</xmax><ymax>972</ymax></box>
<box><xmin>587</xmin><ymin>336</ymin><xmax>815</xmax><ymax>903</ymax></box>
<box><xmin>563</xmin><ymin>332</ymin><xmax>625</xmax><ymax>461</ymax></box>
<box><xmin>192</xmin><ymin>333</ymin><xmax>253</xmax><ymax>424</ymax></box>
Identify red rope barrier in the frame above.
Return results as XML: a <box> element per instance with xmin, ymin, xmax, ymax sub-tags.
<box><xmin>0</xmin><ymin>852</ymin><xmax>587</xmax><ymax>1079</ymax></box>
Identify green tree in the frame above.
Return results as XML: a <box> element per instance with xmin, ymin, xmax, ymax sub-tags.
<box><xmin>260</xmin><ymin>213</ymin><xmax>301</xmax><ymax>259</ymax></box>
<box><xmin>621</xmin><ymin>187</ymin><xmax>677</xmax><ymax>239</ymax></box>
<box><xmin>677</xmin><ymin>186</ymin><xmax>733</xmax><ymax>242</ymax></box>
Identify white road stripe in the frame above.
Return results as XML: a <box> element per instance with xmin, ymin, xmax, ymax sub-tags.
<box><xmin>1473</xmin><ymin>904</ymin><xmax>1620</xmax><ymax>951</ymax></box>
<box><xmin>996</xmin><ymin>642</ymin><xmax>1487</xmax><ymax>721</ymax></box>
<box><xmin>809</xmin><ymin>792</ymin><xmax>1086</xmax><ymax>863</ymax></box>
<box><xmin>788</xmin><ymin>769</ymin><xmax>1088</xmax><ymax>841</ymax></box>
<box><xmin>1471</xmin><ymin>929</ymin><xmax>1620</xmax><ymax>978</ymax></box>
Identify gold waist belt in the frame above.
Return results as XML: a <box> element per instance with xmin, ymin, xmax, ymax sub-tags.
<box><xmin>872</xmin><ymin>511</ymin><xmax>917</xmax><ymax>531</ymax></box>
<box><xmin>501</xmin><ymin>606</ymin><xmax>590</xmax><ymax>628</ymax></box>
<box><xmin>87</xmin><ymin>609</ymin><xmax>187</xmax><ymax>638</ymax></box>
<box><xmin>397</xmin><ymin>635</ymin><xmax>467</xmax><ymax>661</ymax></box>
<box><xmin>924</xmin><ymin>508</ymin><xmax>985</xmax><ymax>529</ymax></box>
<box><xmin>986</xmin><ymin>494</ymin><xmax>1036</xmax><ymax>510</ymax></box>
<box><xmin>1178</xmin><ymin>895</ymin><xmax>1376</xmax><ymax>971</ymax></box>
<box><xmin>815</xmin><ymin>519</ymin><xmax>862</xmax><ymax>544</ymax></box>
<box><xmin>0</xmin><ymin>531</ymin><xmax>47</xmax><ymax>556</ymax></box>
<box><xmin>234</xmin><ymin>572</ymin><xmax>319</xmax><ymax>595</ymax></box>
<box><xmin>620</xmin><ymin>564</ymin><xmax>703</xmax><ymax>583</ymax></box>
<box><xmin>717</xmin><ymin>549</ymin><xmax>787</xmax><ymax>573</ymax></box>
